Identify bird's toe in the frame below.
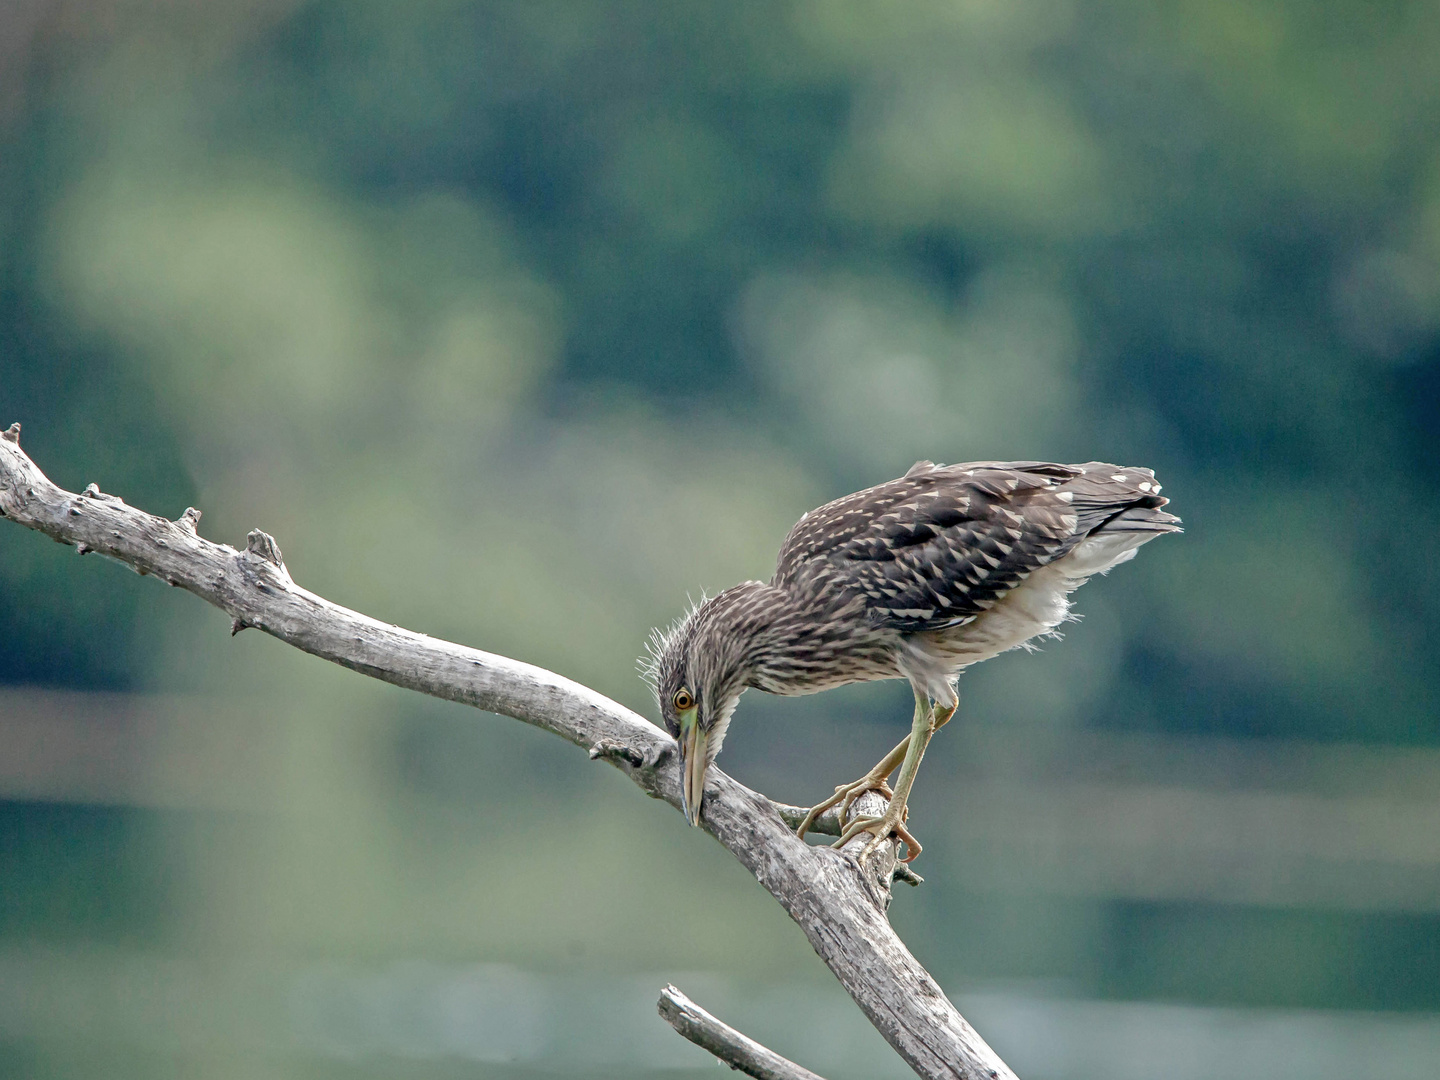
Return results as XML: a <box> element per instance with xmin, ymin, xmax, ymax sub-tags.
<box><xmin>835</xmin><ymin>809</ymin><xmax>922</xmax><ymax>864</ymax></box>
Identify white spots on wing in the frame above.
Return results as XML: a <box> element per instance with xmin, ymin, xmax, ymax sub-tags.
<box><xmin>1138</xmin><ymin>482</ymin><xmax>1152</xmax><ymax>492</ymax></box>
<box><xmin>1056</xmin><ymin>491</ymin><xmax>1074</xmax><ymax>503</ymax></box>
<box><xmin>1112</xmin><ymin>474</ymin><xmax>1128</xmax><ymax>482</ymax></box>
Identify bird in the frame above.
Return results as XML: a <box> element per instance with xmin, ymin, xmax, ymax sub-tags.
<box><xmin>643</xmin><ymin>459</ymin><xmax>1180</xmax><ymax>862</ymax></box>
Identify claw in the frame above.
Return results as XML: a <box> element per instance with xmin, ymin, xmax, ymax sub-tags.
<box><xmin>810</xmin><ymin>694</ymin><xmax>940</xmax><ymax>864</ymax></box>
<box><xmin>834</xmin><ymin>809</ymin><xmax>922</xmax><ymax>864</ymax></box>
<box><xmin>887</xmin><ymin>821</ymin><xmax>924</xmax><ymax>863</ymax></box>
<box><xmin>838</xmin><ymin>780</ymin><xmax>894</xmax><ymax>821</ymax></box>
<box><xmin>832</xmin><ymin>813</ymin><xmax>880</xmax><ymax>848</ymax></box>
<box><xmin>797</xmin><ymin>775</ymin><xmax>895</xmax><ymax>840</ymax></box>
<box><xmin>796</xmin><ymin>735</ymin><xmax>912</xmax><ymax>841</ymax></box>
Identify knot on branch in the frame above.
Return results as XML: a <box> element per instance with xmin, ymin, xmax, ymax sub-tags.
<box><xmin>2</xmin><ymin>422</ymin><xmax>18</xmax><ymax>444</ymax></box>
<box><xmin>245</xmin><ymin>529</ymin><xmax>286</xmax><ymax>570</ymax></box>
<box><xmin>176</xmin><ymin>507</ymin><xmax>202</xmax><ymax>533</ymax></box>
<box><xmin>588</xmin><ymin>738</ymin><xmax>644</xmax><ymax>767</ymax></box>
<box><xmin>81</xmin><ymin>483</ymin><xmax>124</xmax><ymax>504</ymax></box>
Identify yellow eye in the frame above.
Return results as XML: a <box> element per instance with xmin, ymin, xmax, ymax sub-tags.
<box><xmin>673</xmin><ymin>688</ymin><xmax>695</xmax><ymax>711</ymax></box>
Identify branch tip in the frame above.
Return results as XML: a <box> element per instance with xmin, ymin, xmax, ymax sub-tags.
<box><xmin>76</xmin><ymin>543</ymin><xmax>90</xmax><ymax>555</ymax></box>
<box><xmin>177</xmin><ymin>507</ymin><xmax>202</xmax><ymax>532</ymax></box>
<box><xmin>892</xmin><ymin>864</ymin><xmax>924</xmax><ymax>887</ymax></box>
<box><xmin>230</xmin><ymin>618</ymin><xmax>248</xmax><ymax>636</ymax></box>
<box><xmin>658</xmin><ymin>985</ymin><xmax>828</xmax><ymax>1080</ymax></box>
<box><xmin>1</xmin><ymin>422</ymin><xmax>18</xmax><ymax>443</ymax></box>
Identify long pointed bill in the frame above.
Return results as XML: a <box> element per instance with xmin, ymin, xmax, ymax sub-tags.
<box><xmin>678</xmin><ymin>711</ymin><xmax>708</xmax><ymax>827</ymax></box>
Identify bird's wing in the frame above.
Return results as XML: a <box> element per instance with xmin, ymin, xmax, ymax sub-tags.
<box><xmin>774</xmin><ymin>461</ymin><xmax>1172</xmax><ymax>632</ymax></box>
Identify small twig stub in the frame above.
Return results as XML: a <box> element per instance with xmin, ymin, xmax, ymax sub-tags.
<box><xmin>245</xmin><ymin>528</ymin><xmax>287</xmax><ymax>569</ymax></box>
<box><xmin>588</xmin><ymin>738</ymin><xmax>644</xmax><ymax>767</ymax></box>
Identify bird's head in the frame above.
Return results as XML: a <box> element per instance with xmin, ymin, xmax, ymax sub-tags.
<box><xmin>643</xmin><ymin>585</ymin><xmax>767</xmax><ymax>826</ymax></box>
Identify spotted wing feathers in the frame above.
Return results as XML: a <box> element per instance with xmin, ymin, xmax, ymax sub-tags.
<box><xmin>773</xmin><ymin>461</ymin><xmax>1177</xmax><ymax>633</ymax></box>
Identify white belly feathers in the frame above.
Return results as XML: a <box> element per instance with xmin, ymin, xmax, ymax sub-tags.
<box><xmin>900</xmin><ymin>529</ymin><xmax>1151</xmax><ymax>699</ymax></box>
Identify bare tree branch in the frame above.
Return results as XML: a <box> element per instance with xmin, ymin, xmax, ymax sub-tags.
<box><xmin>0</xmin><ymin>422</ymin><xmax>1018</xmax><ymax>1080</ymax></box>
<box><xmin>658</xmin><ymin>984</ymin><xmax>828</xmax><ymax>1080</ymax></box>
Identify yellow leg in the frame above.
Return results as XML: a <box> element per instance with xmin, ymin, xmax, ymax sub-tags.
<box><xmin>795</xmin><ymin>732</ymin><xmax>912</xmax><ymax>841</ymax></box>
<box><xmin>833</xmin><ymin>689</ymin><xmax>956</xmax><ymax>863</ymax></box>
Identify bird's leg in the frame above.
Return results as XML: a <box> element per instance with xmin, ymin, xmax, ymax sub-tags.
<box><xmin>795</xmin><ymin>732</ymin><xmax>912</xmax><ymax>841</ymax></box>
<box><xmin>834</xmin><ymin>690</ymin><xmax>956</xmax><ymax>863</ymax></box>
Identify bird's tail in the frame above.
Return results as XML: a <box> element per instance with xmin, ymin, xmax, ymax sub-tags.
<box><xmin>1100</xmin><ymin>504</ymin><xmax>1183</xmax><ymax>535</ymax></box>
<box><xmin>1057</xmin><ymin>464</ymin><xmax>1181</xmax><ymax>578</ymax></box>
<box><xmin>1062</xmin><ymin>464</ymin><xmax>1182</xmax><ymax>534</ymax></box>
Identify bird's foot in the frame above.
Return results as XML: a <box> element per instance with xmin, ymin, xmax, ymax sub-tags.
<box><xmin>796</xmin><ymin>777</ymin><xmax>897</xmax><ymax>841</ymax></box>
<box><xmin>833</xmin><ymin>805</ymin><xmax>922</xmax><ymax>864</ymax></box>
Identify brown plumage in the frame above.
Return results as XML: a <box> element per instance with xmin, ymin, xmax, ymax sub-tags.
<box><xmin>645</xmin><ymin>460</ymin><xmax>1179</xmax><ymax>854</ymax></box>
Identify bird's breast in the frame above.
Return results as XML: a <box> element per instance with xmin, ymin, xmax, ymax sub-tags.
<box><xmin>748</xmin><ymin>623</ymin><xmax>903</xmax><ymax>696</ymax></box>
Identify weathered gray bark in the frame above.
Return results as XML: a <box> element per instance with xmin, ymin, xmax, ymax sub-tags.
<box><xmin>658</xmin><ymin>984</ymin><xmax>829</xmax><ymax>1080</ymax></box>
<box><xmin>0</xmin><ymin>422</ymin><xmax>1017</xmax><ymax>1080</ymax></box>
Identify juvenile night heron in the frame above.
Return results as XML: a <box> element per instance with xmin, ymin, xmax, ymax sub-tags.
<box><xmin>645</xmin><ymin>460</ymin><xmax>1180</xmax><ymax>862</ymax></box>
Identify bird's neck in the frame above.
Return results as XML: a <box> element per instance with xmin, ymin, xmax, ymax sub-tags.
<box><xmin>692</xmin><ymin>581</ymin><xmax>782</xmax><ymax>682</ymax></box>
<box><xmin>695</xmin><ymin>580</ymin><xmax>808</xmax><ymax>696</ymax></box>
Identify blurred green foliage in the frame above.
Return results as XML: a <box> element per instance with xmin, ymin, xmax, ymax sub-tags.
<box><xmin>5</xmin><ymin>0</ymin><xmax>1439</xmax><ymax>739</ymax></box>
<box><xmin>2</xmin><ymin>1</ymin><xmax>1439</xmax><ymax>1076</ymax></box>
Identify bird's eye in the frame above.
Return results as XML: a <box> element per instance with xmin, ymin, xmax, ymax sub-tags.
<box><xmin>673</xmin><ymin>688</ymin><xmax>695</xmax><ymax>711</ymax></box>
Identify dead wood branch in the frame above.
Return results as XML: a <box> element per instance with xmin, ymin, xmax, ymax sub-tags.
<box><xmin>658</xmin><ymin>984</ymin><xmax>828</xmax><ymax>1080</ymax></box>
<box><xmin>0</xmin><ymin>422</ymin><xmax>1017</xmax><ymax>1080</ymax></box>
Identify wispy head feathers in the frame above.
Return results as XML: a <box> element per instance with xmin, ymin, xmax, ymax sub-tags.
<box><xmin>638</xmin><ymin>591</ymin><xmax>710</xmax><ymax>701</ymax></box>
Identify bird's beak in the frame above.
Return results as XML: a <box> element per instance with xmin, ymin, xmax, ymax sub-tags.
<box><xmin>677</xmin><ymin>709</ymin><xmax>707</xmax><ymax>827</ymax></box>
